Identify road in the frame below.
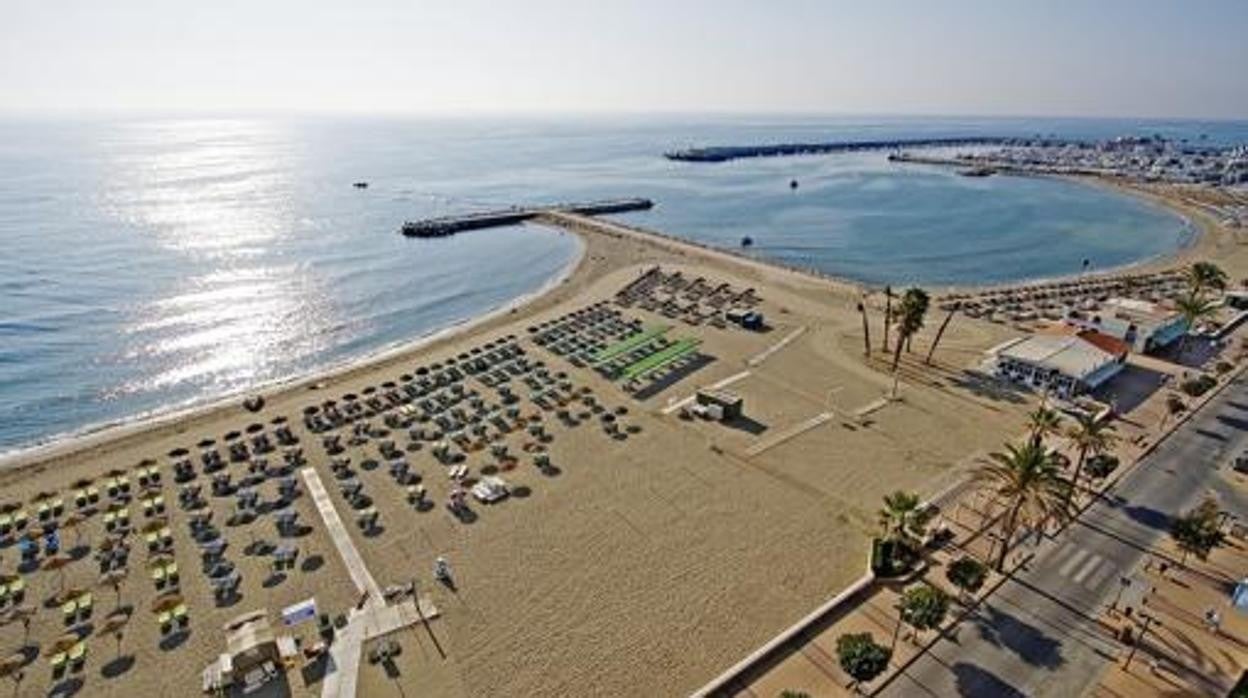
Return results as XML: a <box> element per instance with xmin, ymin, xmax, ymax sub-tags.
<box><xmin>879</xmin><ymin>373</ymin><xmax>1248</xmax><ymax>698</ymax></box>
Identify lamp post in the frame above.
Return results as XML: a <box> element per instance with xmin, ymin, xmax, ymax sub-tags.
<box><xmin>1111</xmin><ymin>576</ymin><xmax>1131</xmax><ymax>612</ymax></box>
<box><xmin>1124</xmin><ymin>611</ymin><xmax>1160</xmax><ymax>670</ymax></box>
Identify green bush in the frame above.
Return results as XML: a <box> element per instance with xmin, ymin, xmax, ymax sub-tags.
<box><xmin>1085</xmin><ymin>454</ymin><xmax>1120</xmax><ymax>479</ymax></box>
<box><xmin>1217</xmin><ymin>361</ymin><xmax>1235</xmax><ymax>375</ymax></box>
<box><xmin>945</xmin><ymin>556</ymin><xmax>987</xmax><ymax>597</ymax></box>
<box><xmin>835</xmin><ymin>632</ymin><xmax>891</xmax><ymax>687</ymax></box>
<box><xmin>1180</xmin><ymin>374</ymin><xmax>1217</xmax><ymax>397</ymax></box>
<box><xmin>899</xmin><ymin>584</ymin><xmax>950</xmax><ymax>637</ymax></box>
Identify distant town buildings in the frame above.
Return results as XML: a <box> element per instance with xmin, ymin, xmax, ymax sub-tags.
<box><xmin>951</xmin><ymin>135</ymin><xmax>1248</xmax><ymax>187</ymax></box>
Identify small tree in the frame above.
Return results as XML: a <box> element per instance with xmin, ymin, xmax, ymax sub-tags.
<box><xmin>1162</xmin><ymin>393</ymin><xmax>1185</xmax><ymax>428</ymax></box>
<box><xmin>877</xmin><ymin>491</ymin><xmax>931</xmax><ymax>550</ymax></box>
<box><xmin>1026</xmin><ymin>405</ymin><xmax>1062</xmax><ymax>448</ymax></box>
<box><xmin>945</xmin><ymin>556</ymin><xmax>987</xmax><ymax>602</ymax></box>
<box><xmin>898</xmin><ymin>584</ymin><xmax>950</xmax><ymax>642</ymax></box>
<box><xmin>1170</xmin><ymin>496</ymin><xmax>1225</xmax><ymax>566</ymax></box>
<box><xmin>835</xmin><ymin>632</ymin><xmax>890</xmax><ymax>691</ymax></box>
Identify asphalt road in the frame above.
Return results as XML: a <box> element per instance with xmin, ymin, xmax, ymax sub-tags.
<box><xmin>879</xmin><ymin>373</ymin><xmax>1248</xmax><ymax>698</ymax></box>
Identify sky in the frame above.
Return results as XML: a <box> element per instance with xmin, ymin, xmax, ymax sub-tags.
<box><xmin>2</xmin><ymin>0</ymin><xmax>1246</xmax><ymax>119</ymax></box>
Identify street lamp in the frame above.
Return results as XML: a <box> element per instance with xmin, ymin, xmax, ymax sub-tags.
<box><xmin>1111</xmin><ymin>576</ymin><xmax>1131</xmax><ymax>612</ymax></box>
<box><xmin>1123</xmin><ymin>611</ymin><xmax>1161</xmax><ymax>670</ymax></box>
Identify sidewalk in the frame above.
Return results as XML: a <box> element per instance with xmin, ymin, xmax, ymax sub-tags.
<box><xmin>1088</xmin><ymin>480</ymin><xmax>1248</xmax><ymax>697</ymax></box>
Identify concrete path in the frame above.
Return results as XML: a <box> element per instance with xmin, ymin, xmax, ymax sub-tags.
<box><xmin>302</xmin><ymin>466</ymin><xmax>383</xmax><ymax>602</ymax></box>
<box><xmin>747</xmin><ymin>326</ymin><xmax>807</xmax><ymax>367</ymax></box>
<box><xmin>744</xmin><ymin>411</ymin><xmax>833</xmax><ymax>457</ymax></box>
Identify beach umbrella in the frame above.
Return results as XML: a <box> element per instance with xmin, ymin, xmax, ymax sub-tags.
<box><xmin>140</xmin><ymin>518</ymin><xmax>167</xmax><ymax>534</ymax></box>
<box><xmin>0</xmin><ymin>502</ymin><xmax>19</xmax><ymax>515</ymax></box>
<box><xmin>1</xmin><ymin>606</ymin><xmax>36</xmax><ymax>643</ymax></box>
<box><xmin>145</xmin><ymin>554</ymin><xmax>173</xmax><ymax>570</ymax></box>
<box><xmin>42</xmin><ymin>554</ymin><xmax>72</xmax><ymax>591</ymax></box>
<box><xmin>49</xmin><ymin>633</ymin><xmax>80</xmax><ymax>655</ymax></box>
<box><xmin>30</xmin><ymin>491</ymin><xmax>55</xmax><ymax>503</ymax></box>
<box><xmin>224</xmin><ymin>431</ymin><xmax>241</xmax><ymax>442</ymax></box>
<box><xmin>343</xmin><ymin>393</ymin><xmax>358</xmax><ymax>402</ymax></box>
<box><xmin>53</xmin><ymin>587</ymin><xmax>85</xmax><ymax>606</ymax></box>
<box><xmin>0</xmin><ymin>653</ymin><xmax>25</xmax><ymax>680</ymax></box>
<box><xmin>60</xmin><ymin>512</ymin><xmax>86</xmax><ymax>548</ymax></box>
<box><xmin>382</xmin><ymin>381</ymin><xmax>397</xmax><ymax>389</ymax></box>
<box><xmin>149</xmin><ymin>594</ymin><xmax>182</xmax><ymax>614</ymax></box>
<box><xmin>138</xmin><ymin>458</ymin><xmax>156</xmax><ymax>468</ymax></box>
<box><xmin>70</xmin><ymin>478</ymin><xmax>93</xmax><ymax>490</ymax></box>
<box><xmin>270</xmin><ymin>416</ymin><xmax>287</xmax><ymax>425</ymax></box>
<box><xmin>246</xmin><ymin>423</ymin><xmax>264</xmax><ymax>434</ymax></box>
<box><xmin>303</xmin><ymin>406</ymin><xmax>319</xmax><ymax>415</ymax></box>
<box><xmin>97</xmin><ymin>611</ymin><xmax>130</xmax><ymax>638</ymax></box>
<box><xmin>98</xmin><ymin>569</ymin><xmax>128</xmax><ymax>605</ymax></box>
<box><xmin>196</xmin><ymin>439</ymin><xmax>215</xmax><ymax>450</ymax></box>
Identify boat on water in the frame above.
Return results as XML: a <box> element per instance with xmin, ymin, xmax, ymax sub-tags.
<box><xmin>740</xmin><ymin>236</ymin><xmax>754</xmax><ymax>247</ymax></box>
<box><xmin>958</xmin><ymin>167</ymin><xmax>995</xmax><ymax>178</ymax></box>
<box><xmin>353</xmin><ymin>181</ymin><xmax>369</xmax><ymax>189</ymax></box>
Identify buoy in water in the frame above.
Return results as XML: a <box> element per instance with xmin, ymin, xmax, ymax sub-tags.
<box><xmin>789</xmin><ymin>179</ymin><xmax>799</xmax><ymax>190</ymax></box>
<box><xmin>740</xmin><ymin>236</ymin><xmax>754</xmax><ymax>247</ymax></box>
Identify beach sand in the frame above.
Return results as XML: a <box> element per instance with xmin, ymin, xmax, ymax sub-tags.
<box><xmin>0</xmin><ymin>178</ymin><xmax>1239</xmax><ymax>698</ymax></box>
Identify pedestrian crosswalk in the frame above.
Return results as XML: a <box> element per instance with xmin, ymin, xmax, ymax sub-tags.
<box><xmin>1047</xmin><ymin>542</ymin><xmax>1118</xmax><ymax>593</ymax></box>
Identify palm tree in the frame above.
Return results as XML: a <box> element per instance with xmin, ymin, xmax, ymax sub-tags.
<box><xmin>890</xmin><ymin>288</ymin><xmax>930</xmax><ymax>373</ymax></box>
<box><xmin>1026</xmin><ymin>405</ymin><xmax>1062</xmax><ymax>448</ymax></box>
<box><xmin>1174</xmin><ymin>291</ymin><xmax>1217</xmax><ymax>357</ymax></box>
<box><xmin>1064</xmin><ymin>412</ymin><xmax>1117</xmax><ymax>508</ymax></box>
<box><xmin>857</xmin><ymin>295</ymin><xmax>872</xmax><ymax>358</ymax></box>
<box><xmin>973</xmin><ymin>441</ymin><xmax>1071</xmax><ymax>571</ymax></box>
<box><xmin>924</xmin><ymin>303</ymin><xmax>959</xmax><ymax>366</ymax></box>
<box><xmin>1187</xmin><ymin>261</ymin><xmax>1228</xmax><ymax>296</ymax></box>
<box><xmin>882</xmin><ymin>286</ymin><xmax>893</xmax><ymax>352</ymax></box>
<box><xmin>877</xmin><ymin>491</ymin><xmax>931</xmax><ymax>550</ymax></box>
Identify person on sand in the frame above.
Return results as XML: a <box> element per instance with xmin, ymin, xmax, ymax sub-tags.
<box><xmin>434</xmin><ymin>556</ymin><xmax>453</xmax><ymax>586</ymax></box>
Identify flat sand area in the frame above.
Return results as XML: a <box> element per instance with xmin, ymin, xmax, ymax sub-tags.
<box><xmin>0</xmin><ymin>178</ymin><xmax>1242</xmax><ymax>698</ymax></box>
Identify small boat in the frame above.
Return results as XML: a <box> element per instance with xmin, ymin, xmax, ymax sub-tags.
<box><xmin>740</xmin><ymin>236</ymin><xmax>754</xmax><ymax>248</ymax></box>
<box><xmin>789</xmin><ymin>179</ymin><xmax>799</xmax><ymax>190</ymax></box>
<box><xmin>353</xmin><ymin>181</ymin><xmax>369</xmax><ymax>189</ymax></box>
<box><xmin>958</xmin><ymin>167</ymin><xmax>994</xmax><ymax>178</ymax></box>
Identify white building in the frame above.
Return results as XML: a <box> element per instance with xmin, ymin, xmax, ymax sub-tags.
<box><xmin>1065</xmin><ymin>297</ymin><xmax>1187</xmax><ymax>354</ymax></box>
<box><xmin>990</xmin><ymin>331</ymin><xmax>1128</xmax><ymax>398</ymax></box>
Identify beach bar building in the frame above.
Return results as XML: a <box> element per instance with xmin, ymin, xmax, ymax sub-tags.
<box><xmin>989</xmin><ymin>331</ymin><xmax>1128</xmax><ymax>398</ymax></box>
<box><xmin>1065</xmin><ymin>297</ymin><xmax>1186</xmax><ymax>353</ymax></box>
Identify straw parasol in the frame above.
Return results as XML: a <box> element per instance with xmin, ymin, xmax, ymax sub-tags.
<box><xmin>42</xmin><ymin>554</ymin><xmax>72</xmax><ymax>591</ymax></box>
<box><xmin>49</xmin><ymin>632</ymin><xmax>80</xmax><ymax>655</ymax></box>
<box><xmin>224</xmin><ymin>431</ymin><xmax>241</xmax><ymax>442</ymax></box>
<box><xmin>140</xmin><ymin>517</ymin><xmax>169</xmax><ymax>534</ymax></box>
<box><xmin>99</xmin><ymin>568</ymin><xmax>128</xmax><ymax>606</ymax></box>
<box><xmin>246</xmin><ymin>423</ymin><xmax>264</xmax><ymax>435</ymax></box>
<box><xmin>0</xmin><ymin>653</ymin><xmax>24</xmax><ymax>681</ymax></box>
<box><xmin>196</xmin><ymin>438</ymin><xmax>215</xmax><ymax>449</ymax></box>
<box><xmin>150</xmin><ymin>593</ymin><xmax>182</xmax><ymax>614</ymax></box>
<box><xmin>138</xmin><ymin>458</ymin><xmax>157</xmax><ymax>467</ymax></box>
<box><xmin>0</xmin><ymin>605</ymin><xmax>36</xmax><ymax>643</ymax></box>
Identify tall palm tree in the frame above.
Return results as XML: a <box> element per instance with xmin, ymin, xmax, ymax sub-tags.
<box><xmin>1026</xmin><ymin>405</ymin><xmax>1062</xmax><ymax>448</ymax></box>
<box><xmin>877</xmin><ymin>491</ymin><xmax>931</xmax><ymax>550</ymax></box>
<box><xmin>890</xmin><ymin>288</ymin><xmax>930</xmax><ymax>373</ymax></box>
<box><xmin>857</xmin><ymin>295</ymin><xmax>872</xmax><ymax>358</ymax></box>
<box><xmin>1186</xmin><ymin>261</ymin><xmax>1228</xmax><ymax>297</ymax></box>
<box><xmin>1064</xmin><ymin>412</ymin><xmax>1117</xmax><ymax>508</ymax></box>
<box><xmin>924</xmin><ymin>303</ymin><xmax>959</xmax><ymax>366</ymax></box>
<box><xmin>973</xmin><ymin>441</ymin><xmax>1071</xmax><ymax>571</ymax></box>
<box><xmin>1174</xmin><ymin>291</ymin><xmax>1217</xmax><ymax>357</ymax></box>
<box><xmin>882</xmin><ymin>286</ymin><xmax>894</xmax><ymax>352</ymax></box>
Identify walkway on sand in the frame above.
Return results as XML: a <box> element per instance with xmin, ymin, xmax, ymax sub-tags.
<box><xmin>302</xmin><ymin>466</ymin><xmax>439</xmax><ymax>698</ymax></box>
<box><xmin>302</xmin><ymin>467</ymin><xmax>383</xmax><ymax>601</ymax></box>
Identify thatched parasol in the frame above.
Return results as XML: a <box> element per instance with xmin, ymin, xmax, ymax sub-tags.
<box><xmin>97</xmin><ymin>611</ymin><xmax>130</xmax><ymax>637</ymax></box>
<box><xmin>48</xmin><ymin>633</ymin><xmax>80</xmax><ymax>655</ymax></box>
<box><xmin>196</xmin><ymin>438</ymin><xmax>215</xmax><ymax>449</ymax></box>
<box><xmin>0</xmin><ymin>653</ymin><xmax>24</xmax><ymax>679</ymax></box>
<box><xmin>149</xmin><ymin>594</ymin><xmax>182</xmax><ymax>614</ymax></box>
<box><xmin>138</xmin><ymin>458</ymin><xmax>157</xmax><ymax>468</ymax></box>
<box><xmin>246</xmin><ymin>423</ymin><xmax>264</xmax><ymax>434</ymax></box>
<box><xmin>167</xmin><ymin>447</ymin><xmax>189</xmax><ymax>458</ymax></box>
<box><xmin>140</xmin><ymin>518</ymin><xmax>168</xmax><ymax>534</ymax></box>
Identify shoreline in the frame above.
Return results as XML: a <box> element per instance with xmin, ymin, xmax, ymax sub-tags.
<box><xmin>0</xmin><ymin>224</ymin><xmax>586</xmax><ymax>472</ymax></box>
<box><xmin>0</xmin><ymin>174</ymin><xmax>1223</xmax><ymax>470</ymax></box>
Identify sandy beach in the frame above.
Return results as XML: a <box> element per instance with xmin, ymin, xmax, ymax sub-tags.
<box><xmin>0</xmin><ymin>176</ymin><xmax>1240</xmax><ymax>698</ymax></box>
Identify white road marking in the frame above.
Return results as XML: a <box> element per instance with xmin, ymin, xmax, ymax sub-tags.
<box><xmin>1083</xmin><ymin>561</ymin><xmax>1115</xmax><ymax>590</ymax></box>
<box><xmin>1058</xmin><ymin>548</ymin><xmax>1088</xmax><ymax>577</ymax></box>
<box><xmin>747</xmin><ymin>326</ymin><xmax>807</xmax><ymax>367</ymax></box>
<box><xmin>1072</xmin><ymin>553</ymin><xmax>1102</xmax><ymax>584</ymax></box>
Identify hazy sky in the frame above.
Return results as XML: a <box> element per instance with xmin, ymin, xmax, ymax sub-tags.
<box><xmin>3</xmin><ymin>0</ymin><xmax>1246</xmax><ymax>118</ymax></box>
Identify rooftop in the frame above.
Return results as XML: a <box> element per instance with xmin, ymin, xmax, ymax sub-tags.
<box><xmin>996</xmin><ymin>333</ymin><xmax>1119</xmax><ymax>380</ymax></box>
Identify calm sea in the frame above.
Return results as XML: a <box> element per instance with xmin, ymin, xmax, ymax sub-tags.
<box><xmin>2</xmin><ymin>114</ymin><xmax>1245</xmax><ymax>452</ymax></box>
